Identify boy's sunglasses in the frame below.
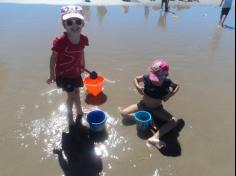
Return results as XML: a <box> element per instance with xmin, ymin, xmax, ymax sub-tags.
<box><xmin>65</xmin><ymin>19</ymin><xmax>82</xmax><ymax>26</ymax></box>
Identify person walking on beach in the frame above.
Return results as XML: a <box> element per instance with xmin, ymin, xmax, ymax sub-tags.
<box><xmin>46</xmin><ymin>5</ymin><xmax>89</xmax><ymax>128</ymax></box>
<box><xmin>219</xmin><ymin>0</ymin><xmax>233</xmax><ymax>27</ymax></box>
<box><xmin>161</xmin><ymin>0</ymin><xmax>169</xmax><ymax>12</ymax></box>
<box><xmin>121</xmin><ymin>59</ymin><xmax>180</xmax><ymax>149</ymax></box>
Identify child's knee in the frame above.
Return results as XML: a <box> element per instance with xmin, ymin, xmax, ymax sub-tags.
<box><xmin>170</xmin><ymin>117</ymin><xmax>179</xmax><ymax>125</ymax></box>
<box><xmin>121</xmin><ymin>109</ymin><xmax>130</xmax><ymax>118</ymax></box>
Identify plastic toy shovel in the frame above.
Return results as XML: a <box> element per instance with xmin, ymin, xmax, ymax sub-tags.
<box><xmin>84</xmin><ymin>68</ymin><xmax>98</xmax><ymax>80</ymax></box>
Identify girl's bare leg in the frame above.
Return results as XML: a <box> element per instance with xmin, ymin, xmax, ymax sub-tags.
<box><xmin>74</xmin><ymin>88</ymin><xmax>83</xmax><ymax>122</ymax></box>
<box><xmin>121</xmin><ymin>104</ymin><xmax>139</xmax><ymax>120</ymax></box>
<box><xmin>66</xmin><ymin>92</ymin><xmax>75</xmax><ymax>126</ymax></box>
<box><xmin>148</xmin><ymin>109</ymin><xmax>178</xmax><ymax>149</ymax></box>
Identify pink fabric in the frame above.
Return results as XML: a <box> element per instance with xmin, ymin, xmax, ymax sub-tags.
<box><xmin>52</xmin><ymin>33</ymin><xmax>89</xmax><ymax>78</ymax></box>
<box><xmin>149</xmin><ymin>60</ymin><xmax>169</xmax><ymax>85</ymax></box>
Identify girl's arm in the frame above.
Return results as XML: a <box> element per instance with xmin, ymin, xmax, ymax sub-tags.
<box><xmin>134</xmin><ymin>75</ymin><xmax>144</xmax><ymax>95</ymax></box>
<box><xmin>80</xmin><ymin>51</ymin><xmax>85</xmax><ymax>73</ymax></box>
<box><xmin>46</xmin><ymin>51</ymin><xmax>58</xmax><ymax>84</ymax></box>
<box><xmin>163</xmin><ymin>81</ymin><xmax>179</xmax><ymax>102</ymax></box>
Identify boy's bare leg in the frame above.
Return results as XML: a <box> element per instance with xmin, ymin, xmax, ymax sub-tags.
<box><xmin>221</xmin><ymin>15</ymin><xmax>227</xmax><ymax>27</ymax></box>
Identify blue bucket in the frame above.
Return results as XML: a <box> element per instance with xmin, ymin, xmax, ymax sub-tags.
<box><xmin>134</xmin><ymin>111</ymin><xmax>152</xmax><ymax>131</ymax></box>
<box><xmin>87</xmin><ymin>110</ymin><xmax>107</xmax><ymax>132</ymax></box>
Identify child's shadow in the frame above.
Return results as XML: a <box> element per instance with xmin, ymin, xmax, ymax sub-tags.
<box><xmin>136</xmin><ymin>118</ymin><xmax>185</xmax><ymax>157</ymax></box>
<box><xmin>223</xmin><ymin>25</ymin><xmax>235</xmax><ymax>30</ymax></box>
<box><xmin>54</xmin><ymin>125</ymin><xmax>108</xmax><ymax>176</ymax></box>
<box><xmin>159</xmin><ymin>119</ymin><xmax>185</xmax><ymax>157</ymax></box>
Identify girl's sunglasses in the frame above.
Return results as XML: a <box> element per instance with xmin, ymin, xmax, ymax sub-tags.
<box><xmin>65</xmin><ymin>19</ymin><xmax>82</xmax><ymax>26</ymax></box>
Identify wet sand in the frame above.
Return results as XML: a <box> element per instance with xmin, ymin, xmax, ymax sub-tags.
<box><xmin>0</xmin><ymin>2</ymin><xmax>235</xmax><ymax>176</ymax></box>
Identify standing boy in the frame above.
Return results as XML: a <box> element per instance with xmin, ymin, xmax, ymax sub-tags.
<box><xmin>219</xmin><ymin>0</ymin><xmax>233</xmax><ymax>27</ymax></box>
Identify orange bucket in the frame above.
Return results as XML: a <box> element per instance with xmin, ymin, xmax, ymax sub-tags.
<box><xmin>84</xmin><ymin>75</ymin><xmax>105</xmax><ymax>96</ymax></box>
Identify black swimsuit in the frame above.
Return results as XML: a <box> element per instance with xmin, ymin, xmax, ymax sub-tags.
<box><xmin>143</xmin><ymin>74</ymin><xmax>172</xmax><ymax>99</ymax></box>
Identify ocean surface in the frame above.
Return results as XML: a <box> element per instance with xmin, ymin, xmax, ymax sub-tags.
<box><xmin>0</xmin><ymin>2</ymin><xmax>235</xmax><ymax>176</ymax></box>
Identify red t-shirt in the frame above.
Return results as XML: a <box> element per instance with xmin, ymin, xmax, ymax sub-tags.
<box><xmin>52</xmin><ymin>32</ymin><xmax>89</xmax><ymax>78</ymax></box>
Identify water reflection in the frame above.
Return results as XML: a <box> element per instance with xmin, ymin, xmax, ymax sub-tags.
<box><xmin>208</xmin><ymin>26</ymin><xmax>224</xmax><ymax>59</ymax></box>
<box><xmin>85</xmin><ymin>92</ymin><xmax>108</xmax><ymax>105</ymax></box>
<box><xmin>158</xmin><ymin>11</ymin><xmax>168</xmax><ymax>30</ymax></box>
<box><xmin>79</xmin><ymin>3</ymin><xmax>195</xmax><ymax>26</ymax></box>
<box><xmin>174</xmin><ymin>2</ymin><xmax>191</xmax><ymax>11</ymax></box>
<box><xmin>96</xmin><ymin>6</ymin><xmax>107</xmax><ymax>25</ymax></box>
<box><xmin>152</xmin><ymin>5</ymin><xmax>162</xmax><ymax>12</ymax></box>
<box><xmin>122</xmin><ymin>5</ymin><xmax>129</xmax><ymax>14</ymax></box>
<box><xmin>144</xmin><ymin>6</ymin><xmax>150</xmax><ymax>20</ymax></box>
<box><xmin>82</xmin><ymin>5</ymin><xmax>91</xmax><ymax>22</ymax></box>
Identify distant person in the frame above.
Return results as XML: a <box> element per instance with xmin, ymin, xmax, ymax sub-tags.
<box><xmin>46</xmin><ymin>5</ymin><xmax>89</xmax><ymax>128</ymax></box>
<box><xmin>219</xmin><ymin>0</ymin><xmax>233</xmax><ymax>27</ymax></box>
<box><xmin>121</xmin><ymin>60</ymin><xmax>180</xmax><ymax>149</ymax></box>
<box><xmin>161</xmin><ymin>0</ymin><xmax>169</xmax><ymax>12</ymax></box>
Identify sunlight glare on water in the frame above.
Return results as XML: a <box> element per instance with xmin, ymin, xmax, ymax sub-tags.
<box><xmin>16</xmin><ymin>88</ymin><xmax>130</xmax><ymax>162</ymax></box>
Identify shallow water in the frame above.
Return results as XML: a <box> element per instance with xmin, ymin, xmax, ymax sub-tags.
<box><xmin>0</xmin><ymin>3</ymin><xmax>235</xmax><ymax>176</ymax></box>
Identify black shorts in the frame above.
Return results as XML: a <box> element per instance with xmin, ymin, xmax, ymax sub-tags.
<box><xmin>56</xmin><ymin>76</ymin><xmax>83</xmax><ymax>92</ymax></box>
<box><xmin>221</xmin><ymin>8</ymin><xmax>231</xmax><ymax>16</ymax></box>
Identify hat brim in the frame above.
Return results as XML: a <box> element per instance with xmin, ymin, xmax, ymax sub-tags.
<box><xmin>62</xmin><ymin>13</ymin><xmax>84</xmax><ymax>20</ymax></box>
<box><xmin>150</xmin><ymin>72</ymin><xmax>165</xmax><ymax>85</ymax></box>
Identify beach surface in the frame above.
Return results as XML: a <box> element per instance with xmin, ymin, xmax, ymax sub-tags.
<box><xmin>0</xmin><ymin>1</ymin><xmax>235</xmax><ymax>176</ymax></box>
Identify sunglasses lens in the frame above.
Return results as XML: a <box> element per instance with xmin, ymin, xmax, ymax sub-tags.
<box><xmin>65</xmin><ymin>19</ymin><xmax>82</xmax><ymax>26</ymax></box>
<box><xmin>76</xmin><ymin>19</ymin><xmax>82</xmax><ymax>25</ymax></box>
<box><xmin>66</xmin><ymin>20</ymin><xmax>73</xmax><ymax>26</ymax></box>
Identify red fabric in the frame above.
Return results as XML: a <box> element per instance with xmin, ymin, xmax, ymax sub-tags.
<box><xmin>52</xmin><ymin>32</ymin><xmax>89</xmax><ymax>78</ymax></box>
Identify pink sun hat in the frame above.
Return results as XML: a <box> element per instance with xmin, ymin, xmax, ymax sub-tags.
<box><xmin>61</xmin><ymin>5</ymin><xmax>84</xmax><ymax>21</ymax></box>
<box><xmin>150</xmin><ymin>59</ymin><xmax>169</xmax><ymax>85</ymax></box>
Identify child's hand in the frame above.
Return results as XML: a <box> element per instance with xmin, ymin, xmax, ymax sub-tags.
<box><xmin>46</xmin><ymin>76</ymin><xmax>55</xmax><ymax>84</ymax></box>
<box><xmin>162</xmin><ymin>93</ymin><xmax>173</xmax><ymax>102</ymax></box>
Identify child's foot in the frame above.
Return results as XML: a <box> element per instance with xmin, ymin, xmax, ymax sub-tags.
<box><xmin>147</xmin><ymin>137</ymin><xmax>166</xmax><ymax>149</ymax></box>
